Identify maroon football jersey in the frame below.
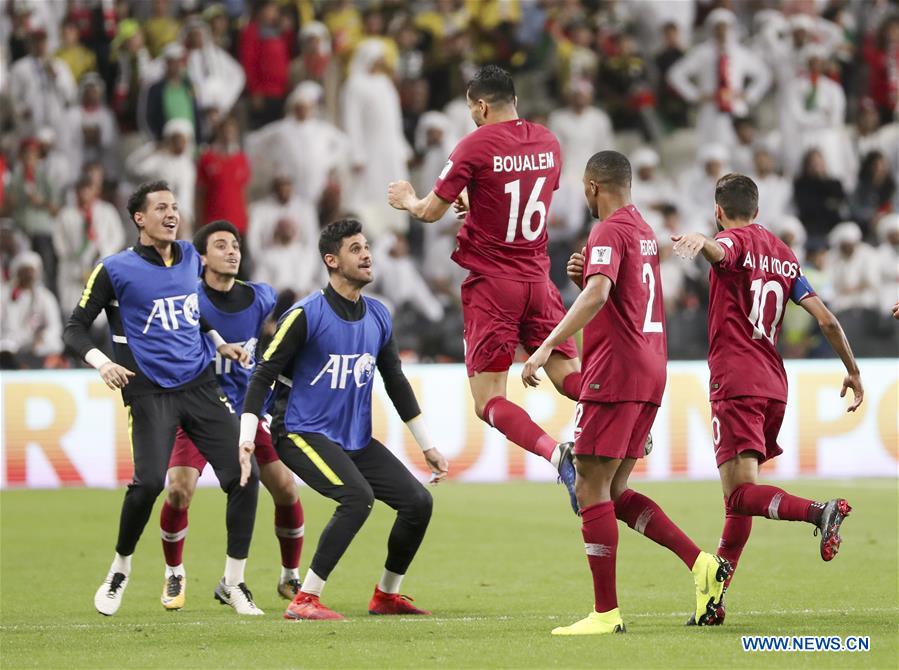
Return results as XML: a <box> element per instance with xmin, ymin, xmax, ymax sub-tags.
<box><xmin>708</xmin><ymin>224</ymin><xmax>815</xmax><ymax>402</ymax></box>
<box><xmin>580</xmin><ymin>205</ymin><xmax>667</xmax><ymax>405</ymax></box>
<box><xmin>433</xmin><ymin>119</ymin><xmax>561</xmax><ymax>281</ymax></box>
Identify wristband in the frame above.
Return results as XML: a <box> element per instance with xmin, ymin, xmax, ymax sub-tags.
<box><xmin>406</xmin><ymin>415</ymin><xmax>434</xmax><ymax>452</ymax></box>
<box><xmin>239</xmin><ymin>413</ymin><xmax>259</xmax><ymax>445</ymax></box>
<box><xmin>208</xmin><ymin>329</ymin><xmax>226</xmax><ymax>349</ymax></box>
<box><xmin>85</xmin><ymin>348</ymin><xmax>112</xmax><ymax>370</ymax></box>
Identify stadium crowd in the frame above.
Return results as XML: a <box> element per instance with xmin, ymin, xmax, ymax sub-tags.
<box><xmin>1</xmin><ymin>0</ymin><xmax>897</xmax><ymax>369</ymax></box>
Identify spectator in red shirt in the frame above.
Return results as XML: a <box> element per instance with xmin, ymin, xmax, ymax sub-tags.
<box><xmin>240</xmin><ymin>0</ymin><xmax>291</xmax><ymax>129</ymax></box>
<box><xmin>863</xmin><ymin>15</ymin><xmax>899</xmax><ymax>124</ymax></box>
<box><xmin>196</xmin><ymin>115</ymin><xmax>251</xmax><ymax>233</ymax></box>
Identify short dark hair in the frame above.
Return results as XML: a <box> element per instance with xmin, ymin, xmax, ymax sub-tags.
<box><xmin>715</xmin><ymin>173</ymin><xmax>759</xmax><ymax>220</ymax></box>
<box><xmin>194</xmin><ymin>220</ymin><xmax>240</xmax><ymax>254</ymax></box>
<box><xmin>585</xmin><ymin>151</ymin><xmax>631</xmax><ymax>189</ymax></box>
<box><xmin>466</xmin><ymin>65</ymin><xmax>516</xmax><ymax>105</ymax></box>
<box><xmin>319</xmin><ymin>218</ymin><xmax>363</xmax><ymax>272</ymax></box>
<box><xmin>126</xmin><ymin>180</ymin><xmax>172</xmax><ymax>225</ymax></box>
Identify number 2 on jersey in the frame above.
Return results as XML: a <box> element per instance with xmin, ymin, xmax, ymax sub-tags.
<box><xmin>747</xmin><ymin>279</ymin><xmax>784</xmax><ymax>345</ymax></box>
<box><xmin>641</xmin><ymin>263</ymin><xmax>663</xmax><ymax>333</ymax></box>
<box><xmin>504</xmin><ymin>178</ymin><xmax>547</xmax><ymax>242</ymax></box>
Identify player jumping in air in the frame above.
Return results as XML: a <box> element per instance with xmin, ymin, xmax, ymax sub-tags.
<box><xmin>239</xmin><ymin>218</ymin><xmax>448</xmax><ymax>620</ymax></box>
<box><xmin>388</xmin><ymin>65</ymin><xmax>583</xmax><ymax>513</ymax></box>
<box><xmin>159</xmin><ymin>220</ymin><xmax>305</xmax><ymax>611</ymax></box>
<box><xmin>523</xmin><ymin>152</ymin><xmax>730</xmax><ymax>636</ymax></box>
<box><xmin>63</xmin><ymin>182</ymin><xmax>262</xmax><ymax>616</ymax></box>
<box><xmin>671</xmin><ymin>173</ymin><xmax>862</xmax><ymax>625</ymax></box>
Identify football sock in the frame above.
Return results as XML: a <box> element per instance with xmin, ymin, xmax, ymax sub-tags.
<box><xmin>728</xmin><ymin>483</ymin><xmax>818</xmax><ymax>523</ymax></box>
<box><xmin>718</xmin><ymin>502</ymin><xmax>752</xmax><ymax>588</ymax></box>
<box><xmin>274</xmin><ymin>502</ymin><xmax>305</xmax><ymax>570</ymax></box>
<box><xmin>580</xmin><ymin>501</ymin><xmax>618</xmax><ymax>613</ymax></box>
<box><xmin>160</xmin><ymin>501</ymin><xmax>188</xmax><ymax>568</ymax></box>
<box><xmin>614</xmin><ymin>489</ymin><xmax>701</xmax><ymax>569</ymax></box>
<box><xmin>280</xmin><ymin>566</ymin><xmax>301</xmax><ymax>583</ymax></box>
<box><xmin>110</xmin><ymin>552</ymin><xmax>132</xmax><ymax>576</ymax></box>
<box><xmin>224</xmin><ymin>556</ymin><xmax>246</xmax><ymax>585</ymax></box>
<box><xmin>301</xmin><ymin>569</ymin><xmax>326</xmax><ymax>597</ymax></box>
<box><xmin>561</xmin><ymin>371</ymin><xmax>582</xmax><ymax>401</ymax></box>
<box><xmin>164</xmin><ymin>564</ymin><xmax>185</xmax><ymax>578</ymax></box>
<box><xmin>378</xmin><ymin>569</ymin><xmax>404</xmax><ymax>594</ymax></box>
<box><xmin>482</xmin><ymin>396</ymin><xmax>557</xmax><ymax>461</ymax></box>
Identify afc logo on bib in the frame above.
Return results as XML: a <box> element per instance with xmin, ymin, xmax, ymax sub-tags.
<box><xmin>311</xmin><ymin>353</ymin><xmax>377</xmax><ymax>390</ymax></box>
<box><xmin>142</xmin><ymin>293</ymin><xmax>200</xmax><ymax>333</ymax></box>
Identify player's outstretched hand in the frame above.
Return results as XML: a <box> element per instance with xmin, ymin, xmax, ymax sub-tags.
<box><xmin>671</xmin><ymin>233</ymin><xmax>705</xmax><ymax>260</ymax></box>
<box><xmin>522</xmin><ymin>346</ymin><xmax>551</xmax><ymax>388</ymax></box>
<box><xmin>423</xmin><ymin>448</ymin><xmax>448</xmax><ymax>484</ymax></box>
<box><xmin>387</xmin><ymin>180</ymin><xmax>414</xmax><ymax>210</ymax></box>
<box><xmin>218</xmin><ymin>343</ymin><xmax>251</xmax><ymax>368</ymax></box>
<box><xmin>238</xmin><ymin>440</ymin><xmax>255</xmax><ymax>487</ymax></box>
<box><xmin>567</xmin><ymin>250</ymin><xmax>585</xmax><ymax>288</ymax></box>
<box><xmin>99</xmin><ymin>362</ymin><xmax>136</xmax><ymax>390</ymax></box>
<box><xmin>892</xmin><ymin>301</ymin><xmax>899</xmax><ymax>320</ymax></box>
<box><xmin>841</xmin><ymin>372</ymin><xmax>864</xmax><ymax>412</ymax></box>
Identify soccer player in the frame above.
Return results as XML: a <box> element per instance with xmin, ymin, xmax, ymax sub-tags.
<box><xmin>387</xmin><ymin>65</ymin><xmax>582</xmax><ymax>512</ymax></box>
<box><xmin>521</xmin><ymin>152</ymin><xmax>730</xmax><ymax>635</ymax></box>
<box><xmin>159</xmin><ymin>220</ymin><xmax>305</xmax><ymax>611</ymax></box>
<box><xmin>671</xmin><ymin>173</ymin><xmax>863</xmax><ymax>625</ymax></box>
<box><xmin>239</xmin><ymin>218</ymin><xmax>449</xmax><ymax>620</ymax></box>
<box><xmin>63</xmin><ymin>181</ymin><xmax>262</xmax><ymax>616</ymax></box>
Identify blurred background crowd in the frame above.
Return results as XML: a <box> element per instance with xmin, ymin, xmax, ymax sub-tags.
<box><xmin>0</xmin><ymin>0</ymin><xmax>897</xmax><ymax>370</ymax></box>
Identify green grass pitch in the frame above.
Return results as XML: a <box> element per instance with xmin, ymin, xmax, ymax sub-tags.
<box><xmin>1</xmin><ymin>479</ymin><xmax>896</xmax><ymax>669</ymax></box>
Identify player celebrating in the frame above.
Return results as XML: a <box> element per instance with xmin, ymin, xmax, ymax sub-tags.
<box><xmin>239</xmin><ymin>218</ymin><xmax>448</xmax><ymax>620</ymax></box>
<box><xmin>159</xmin><ymin>220</ymin><xmax>305</xmax><ymax>611</ymax></box>
<box><xmin>671</xmin><ymin>174</ymin><xmax>862</xmax><ymax>625</ymax></box>
<box><xmin>522</xmin><ymin>152</ymin><xmax>730</xmax><ymax>635</ymax></box>
<box><xmin>63</xmin><ymin>182</ymin><xmax>262</xmax><ymax>616</ymax></box>
<box><xmin>387</xmin><ymin>65</ymin><xmax>581</xmax><ymax>512</ymax></box>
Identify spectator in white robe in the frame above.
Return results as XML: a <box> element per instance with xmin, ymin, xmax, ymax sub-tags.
<box><xmin>548</xmin><ymin>78</ymin><xmax>615</xmax><ymax>195</ymax></box>
<box><xmin>772</xmin><ymin>215</ymin><xmax>807</xmax><ymax>265</ymax></box>
<box><xmin>751</xmin><ymin>146</ymin><xmax>793</xmax><ymax>228</ymax></box>
<box><xmin>180</xmin><ymin>16</ymin><xmax>245</xmax><ymax>116</ymax></box>
<box><xmin>630</xmin><ymin>146</ymin><xmax>677</xmax><ymax>215</ymax></box>
<box><xmin>875</xmin><ymin>214</ymin><xmax>899</xmax><ymax>315</ymax></box>
<box><xmin>826</xmin><ymin>222</ymin><xmax>879</xmax><ymax>312</ymax></box>
<box><xmin>789</xmin><ymin>45</ymin><xmax>855</xmax><ymax>190</ymax></box>
<box><xmin>53</xmin><ymin>175</ymin><xmax>125</xmax><ymax>314</ymax></box>
<box><xmin>0</xmin><ymin>251</ymin><xmax>64</xmax><ymax>368</ymax></box>
<box><xmin>414</xmin><ymin>111</ymin><xmax>466</xmax><ymax>293</ymax></box>
<box><xmin>372</xmin><ymin>233</ymin><xmax>444</xmax><ymax>323</ymax></box>
<box><xmin>678</xmin><ymin>143</ymin><xmax>728</xmax><ymax>231</ymax></box>
<box><xmin>251</xmin><ymin>216</ymin><xmax>322</xmax><ymax>297</ymax></box>
<box><xmin>245</xmin><ymin>81</ymin><xmax>348</xmax><ymax>209</ymax></box>
<box><xmin>246</xmin><ymin>175</ymin><xmax>319</xmax><ymax>293</ymax></box>
<box><xmin>63</xmin><ymin>73</ymin><xmax>120</xmax><ymax>178</ymax></box>
<box><xmin>8</xmin><ymin>24</ymin><xmax>76</xmax><ymax>140</ymax></box>
<box><xmin>125</xmin><ymin>119</ymin><xmax>196</xmax><ymax>233</ymax></box>
<box><xmin>667</xmin><ymin>8</ymin><xmax>771</xmax><ymax>148</ymax></box>
<box><xmin>341</xmin><ymin>38</ymin><xmax>412</xmax><ymax>238</ymax></box>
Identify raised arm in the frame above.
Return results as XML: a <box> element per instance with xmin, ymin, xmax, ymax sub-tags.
<box><xmin>387</xmin><ymin>181</ymin><xmax>453</xmax><ymax>223</ymax></box>
<box><xmin>671</xmin><ymin>233</ymin><xmax>726</xmax><ymax>264</ymax></box>
<box><xmin>798</xmin><ymin>295</ymin><xmax>863</xmax><ymax>411</ymax></box>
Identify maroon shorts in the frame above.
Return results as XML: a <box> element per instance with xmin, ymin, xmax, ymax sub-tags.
<box><xmin>573</xmin><ymin>401</ymin><xmax>658</xmax><ymax>459</ymax></box>
<box><xmin>710</xmin><ymin>396</ymin><xmax>785</xmax><ymax>468</ymax></box>
<box><xmin>168</xmin><ymin>419</ymin><xmax>279</xmax><ymax>472</ymax></box>
<box><xmin>460</xmin><ymin>273</ymin><xmax>578</xmax><ymax>376</ymax></box>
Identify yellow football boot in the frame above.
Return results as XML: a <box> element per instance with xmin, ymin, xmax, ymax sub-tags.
<box><xmin>551</xmin><ymin>608</ymin><xmax>626</xmax><ymax>636</ymax></box>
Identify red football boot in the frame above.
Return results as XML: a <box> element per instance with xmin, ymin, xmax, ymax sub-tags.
<box><xmin>368</xmin><ymin>585</ymin><xmax>431</xmax><ymax>615</ymax></box>
<box><xmin>284</xmin><ymin>592</ymin><xmax>345</xmax><ymax>620</ymax></box>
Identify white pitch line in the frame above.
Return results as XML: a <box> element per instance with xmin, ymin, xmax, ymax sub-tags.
<box><xmin>2</xmin><ymin>607</ymin><xmax>896</xmax><ymax>632</ymax></box>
